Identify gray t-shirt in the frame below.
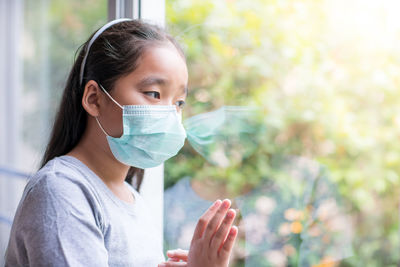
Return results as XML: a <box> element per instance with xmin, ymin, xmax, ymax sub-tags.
<box><xmin>5</xmin><ymin>155</ymin><xmax>165</xmax><ymax>267</ymax></box>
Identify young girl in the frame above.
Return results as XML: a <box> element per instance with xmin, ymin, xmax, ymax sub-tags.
<box><xmin>5</xmin><ymin>19</ymin><xmax>238</xmax><ymax>267</ymax></box>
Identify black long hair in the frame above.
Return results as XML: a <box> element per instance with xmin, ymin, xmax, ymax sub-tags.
<box><xmin>41</xmin><ymin>20</ymin><xmax>185</xmax><ymax>191</ymax></box>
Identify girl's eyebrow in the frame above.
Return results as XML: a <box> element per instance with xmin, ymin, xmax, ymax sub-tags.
<box><xmin>137</xmin><ymin>75</ymin><xmax>188</xmax><ymax>95</ymax></box>
<box><xmin>136</xmin><ymin>76</ymin><xmax>167</xmax><ymax>88</ymax></box>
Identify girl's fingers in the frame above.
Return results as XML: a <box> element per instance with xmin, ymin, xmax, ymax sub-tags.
<box><xmin>192</xmin><ymin>199</ymin><xmax>222</xmax><ymax>241</ymax></box>
<box><xmin>210</xmin><ymin>209</ymin><xmax>236</xmax><ymax>252</ymax></box>
<box><xmin>167</xmin><ymin>257</ymin><xmax>183</xmax><ymax>262</ymax></box>
<box><xmin>203</xmin><ymin>199</ymin><xmax>231</xmax><ymax>243</ymax></box>
<box><xmin>218</xmin><ymin>225</ymin><xmax>238</xmax><ymax>260</ymax></box>
<box><xmin>158</xmin><ymin>261</ymin><xmax>187</xmax><ymax>267</ymax></box>
<box><xmin>167</xmin><ymin>249</ymin><xmax>188</xmax><ymax>262</ymax></box>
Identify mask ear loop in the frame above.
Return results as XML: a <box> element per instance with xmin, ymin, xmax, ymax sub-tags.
<box><xmin>98</xmin><ymin>83</ymin><xmax>123</xmax><ymax>109</ymax></box>
<box><xmin>95</xmin><ymin>83</ymin><xmax>124</xmax><ymax>136</ymax></box>
<box><xmin>95</xmin><ymin>117</ymin><xmax>110</xmax><ymax>136</ymax></box>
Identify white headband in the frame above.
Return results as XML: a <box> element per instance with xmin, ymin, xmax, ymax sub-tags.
<box><xmin>79</xmin><ymin>18</ymin><xmax>133</xmax><ymax>86</ymax></box>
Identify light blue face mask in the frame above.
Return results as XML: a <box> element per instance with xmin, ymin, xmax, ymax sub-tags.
<box><xmin>95</xmin><ymin>84</ymin><xmax>187</xmax><ymax>169</ymax></box>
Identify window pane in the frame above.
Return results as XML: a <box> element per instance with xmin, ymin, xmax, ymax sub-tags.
<box><xmin>164</xmin><ymin>0</ymin><xmax>400</xmax><ymax>266</ymax></box>
<box><xmin>0</xmin><ymin>0</ymin><xmax>106</xmax><ymax>263</ymax></box>
<box><xmin>21</xmin><ymin>0</ymin><xmax>107</xmax><ymax>171</ymax></box>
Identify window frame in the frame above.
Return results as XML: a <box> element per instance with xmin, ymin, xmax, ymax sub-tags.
<box><xmin>108</xmin><ymin>0</ymin><xmax>166</xmax><ymax>249</ymax></box>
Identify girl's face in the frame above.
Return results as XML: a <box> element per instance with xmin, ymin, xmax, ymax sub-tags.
<box><xmin>99</xmin><ymin>43</ymin><xmax>188</xmax><ymax>138</ymax></box>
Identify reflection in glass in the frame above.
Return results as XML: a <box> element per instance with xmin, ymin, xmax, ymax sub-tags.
<box><xmin>185</xmin><ymin>106</ymin><xmax>263</xmax><ymax>167</ymax></box>
<box><xmin>165</xmin><ymin>0</ymin><xmax>400</xmax><ymax>265</ymax></box>
<box><xmin>165</xmin><ymin>108</ymin><xmax>353</xmax><ymax>266</ymax></box>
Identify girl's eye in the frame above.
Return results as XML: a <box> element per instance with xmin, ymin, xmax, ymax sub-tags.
<box><xmin>144</xmin><ymin>91</ymin><xmax>160</xmax><ymax>99</ymax></box>
<box><xmin>176</xmin><ymin>100</ymin><xmax>186</xmax><ymax>109</ymax></box>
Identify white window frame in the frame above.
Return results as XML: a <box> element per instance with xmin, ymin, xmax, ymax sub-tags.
<box><xmin>0</xmin><ymin>0</ymin><xmax>23</xmax><ymax>263</ymax></box>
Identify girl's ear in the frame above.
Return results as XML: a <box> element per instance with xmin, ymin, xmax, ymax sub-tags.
<box><xmin>82</xmin><ymin>80</ymin><xmax>102</xmax><ymax>117</ymax></box>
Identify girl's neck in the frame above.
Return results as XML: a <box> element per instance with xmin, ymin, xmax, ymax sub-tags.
<box><xmin>67</xmin><ymin>121</ymin><xmax>133</xmax><ymax>202</ymax></box>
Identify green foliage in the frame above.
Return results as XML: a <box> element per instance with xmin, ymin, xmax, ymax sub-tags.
<box><xmin>165</xmin><ymin>0</ymin><xmax>400</xmax><ymax>265</ymax></box>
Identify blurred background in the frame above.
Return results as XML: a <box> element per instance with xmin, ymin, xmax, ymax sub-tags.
<box><xmin>1</xmin><ymin>0</ymin><xmax>400</xmax><ymax>266</ymax></box>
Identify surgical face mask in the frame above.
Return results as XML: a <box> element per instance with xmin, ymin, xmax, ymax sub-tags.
<box><xmin>95</xmin><ymin>84</ymin><xmax>187</xmax><ymax>169</ymax></box>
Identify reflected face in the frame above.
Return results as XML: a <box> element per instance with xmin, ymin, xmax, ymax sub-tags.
<box><xmin>100</xmin><ymin>43</ymin><xmax>188</xmax><ymax>138</ymax></box>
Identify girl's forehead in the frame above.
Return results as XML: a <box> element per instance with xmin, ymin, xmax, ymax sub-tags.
<box><xmin>112</xmin><ymin>45</ymin><xmax>188</xmax><ymax>94</ymax></box>
<box><xmin>128</xmin><ymin>45</ymin><xmax>188</xmax><ymax>84</ymax></box>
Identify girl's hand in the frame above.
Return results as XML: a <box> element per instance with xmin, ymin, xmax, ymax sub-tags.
<box><xmin>187</xmin><ymin>199</ymin><xmax>238</xmax><ymax>267</ymax></box>
<box><xmin>158</xmin><ymin>199</ymin><xmax>238</xmax><ymax>267</ymax></box>
<box><xmin>157</xmin><ymin>249</ymin><xmax>189</xmax><ymax>267</ymax></box>
<box><xmin>167</xmin><ymin>249</ymin><xmax>188</xmax><ymax>262</ymax></box>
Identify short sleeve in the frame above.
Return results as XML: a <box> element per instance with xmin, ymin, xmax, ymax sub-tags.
<box><xmin>5</xmin><ymin>171</ymin><xmax>109</xmax><ymax>267</ymax></box>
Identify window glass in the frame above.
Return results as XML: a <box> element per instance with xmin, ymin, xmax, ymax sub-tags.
<box><xmin>21</xmin><ymin>0</ymin><xmax>107</xmax><ymax>171</ymax></box>
<box><xmin>0</xmin><ymin>1</ymin><xmax>106</xmax><ymax>263</ymax></box>
<box><xmin>164</xmin><ymin>0</ymin><xmax>400</xmax><ymax>266</ymax></box>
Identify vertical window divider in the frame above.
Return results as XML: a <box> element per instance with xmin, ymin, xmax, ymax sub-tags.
<box><xmin>107</xmin><ymin>0</ymin><xmax>165</xmax><ymax>251</ymax></box>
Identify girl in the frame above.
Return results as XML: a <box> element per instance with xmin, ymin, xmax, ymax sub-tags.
<box><xmin>5</xmin><ymin>19</ymin><xmax>238</xmax><ymax>267</ymax></box>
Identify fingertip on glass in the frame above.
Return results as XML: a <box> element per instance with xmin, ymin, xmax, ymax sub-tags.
<box><xmin>229</xmin><ymin>225</ymin><xmax>238</xmax><ymax>235</ymax></box>
<box><xmin>227</xmin><ymin>208</ymin><xmax>236</xmax><ymax>218</ymax></box>
<box><xmin>222</xmin><ymin>198</ymin><xmax>231</xmax><ymax>208</ymax></box>
<box><xmin>214</xmin><ymin>199</ymin><xmax>222</xmax><ymax>207</ymax></box>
